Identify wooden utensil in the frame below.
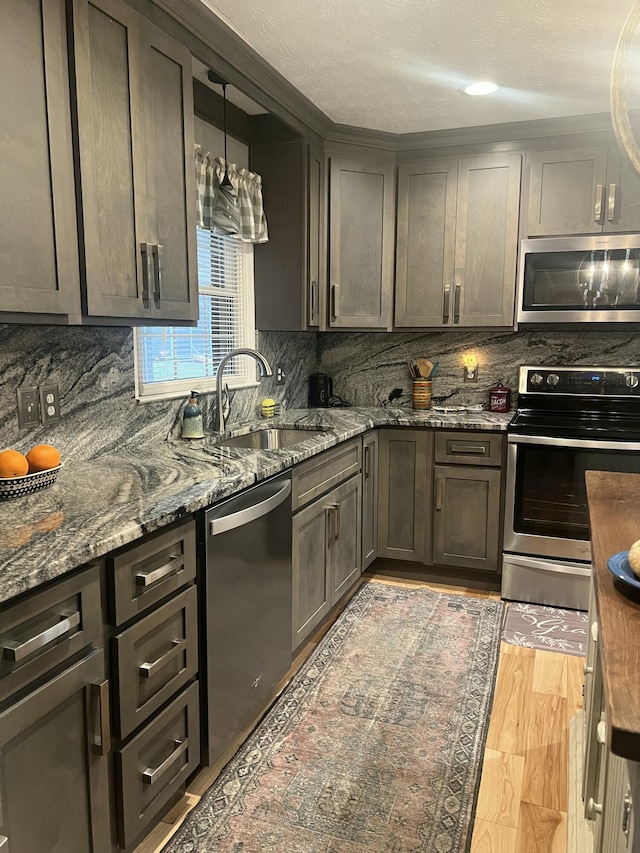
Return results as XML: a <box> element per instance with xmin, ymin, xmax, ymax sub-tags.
<box><xmin>416</xmin><ymin>358</ymin><xmax>433</xmax><ymax>378</ymax></box>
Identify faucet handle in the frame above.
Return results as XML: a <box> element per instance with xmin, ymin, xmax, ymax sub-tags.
<box><xmin>222</xmin><ymin>383</ymin><xmax>231</xmax><ymax>421</ymax></box>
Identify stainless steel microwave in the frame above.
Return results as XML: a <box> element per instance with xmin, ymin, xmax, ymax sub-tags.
<box><xmin>517</xmin><ymin>234</ymin><xmax>640</xmax><ymax>324</ymax></box>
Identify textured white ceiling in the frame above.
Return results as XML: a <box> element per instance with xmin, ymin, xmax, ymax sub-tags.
<box><xmin>198</xmin><ymin>0</ymin><xmax>638</xmax><ymax>134</ymax></box>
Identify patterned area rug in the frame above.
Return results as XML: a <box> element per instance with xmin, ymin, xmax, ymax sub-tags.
<box><xmin>163</xmin><ymin>582</ymin><xmax>504</xmax><ymax>853</ymax></box>
<box><xmin>502</xmin><ymin>602</ymin><xmax>588</xmax><ymax>656</ymax></box>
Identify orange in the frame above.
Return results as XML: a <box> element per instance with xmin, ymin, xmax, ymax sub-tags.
<box><xmin>26</xmin><ymin>444</ymin><xmax>61</xmax><ymax>473</ymax></box>
<box><xmin>0</xmin><ymin>449</ymin><xmax>29</xmax><ymax>478</ymax></box>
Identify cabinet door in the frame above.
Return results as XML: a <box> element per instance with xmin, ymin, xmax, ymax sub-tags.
<box><xmin>292</xmin><ymin>498</ymin><xmax>331</xmax><ymax>649</ymax></box>
<box><xmin>328</xmin><ymin>157</ymin><xmax>395</xmax><ymax>329</ymax></box>
<box><xmin>526</xmin><ymin>147</ymin><xmax>609</xmax><ymax>236</ymax></box>
<box><xmin>329</xmin><ymin>475</ymin><xmax>362</xmax><ymax>604</ymax></box>
<box><xmin>454</xmin><ymin>154</ymin><xmax>521</xmax><ymax>327</ymax></box>
<box><xmin>0</xmin><ymin>649</ymin><xmax>110</xmax><ymax>853</ymax></box>
<box><xmin>308</xmin><ymin>142</ymin><xmax>326</xmax><ymax>328</ymax></box>
<box><xmin>377</xmin><ymin>429</ymin><xmax>431</xmax><ymax>562</ymax></box>
<box><xmin>144</xmin><ymin>24</ymin><xmax>198</xmax><ymax>322</ymax></box>
<box><xmin>395</xmin><ymin>158</ymin><xmax>457</xmax><ymax>327</ymax></box>
<box><xmin>605</xmin><ymin>149</ymin><xmax>640</xmax><ymax>233</ymax></box>
<box><xmin>0</xmin><ymin>0</ymin><xmax>80</xmax><ymax>318</ymax></box>
<box><xmin>433</xmin><ymin>465</ymin><xmax>501</xmax><ymax>571</ymax></box>
<box><xmin>72</xmin><ymin>0</ymin><xmax>150</xmax><ymax>319</ymax></box>
<box><xmin>362</xmin><ymin>431</ymin><xmax>379</xmax><ymax>569</ymax></box>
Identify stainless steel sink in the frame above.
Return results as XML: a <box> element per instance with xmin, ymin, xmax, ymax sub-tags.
<box><xmin>215</xmin><ymin>428</ymin><xmax>326</xmax><ymax>450</ymax></box>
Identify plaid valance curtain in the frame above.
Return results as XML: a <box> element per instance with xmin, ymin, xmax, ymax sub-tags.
<box><xmin>195</xmin><ymin>146</ymin><xmax>269</xmax><ymax>244</ymax></box>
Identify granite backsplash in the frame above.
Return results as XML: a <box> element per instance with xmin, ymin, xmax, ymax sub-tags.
<box><xmin>0</xmin><ymin>323</ymin><xmax>638</xmax><ymax>463</ymax></box>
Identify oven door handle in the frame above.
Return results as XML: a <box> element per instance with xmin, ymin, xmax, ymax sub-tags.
<box><xmin>508</xmin><ymin>433</ymin><xmax>640</xmax><ymax>452</ymax></box>
<box><xmin>504</xmin><ymin>554</ymin><xmax>592</xmax><ymax>577</ymax></box>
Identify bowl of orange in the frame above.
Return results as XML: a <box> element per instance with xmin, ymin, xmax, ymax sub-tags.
<box><xmin>0</xmin><ymin>444</ymin><xmax>62</xmax><ymax>500</ymax></box>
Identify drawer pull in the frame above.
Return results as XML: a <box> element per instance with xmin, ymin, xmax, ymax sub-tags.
<box><xmin>142</xmin><ymin>738</ymin><xmax>188</xmax><ymax>786</ymax></box>
<box><xmin>583</xmin><ymin>663</ymin><xmax>593</xmax><ymax>675</ymax></box>
<box><xmin>139</xmin><ymin>639</ymin><xmax>186</xmax><ymax>679</ymax></box>
<box><xmin>435</xmin><ymin>476</ymin><xmax>443</xmax><ymax>511</ymax></box>
<box><xmin>2</xmin><ymin>610</ymin><xmax>81</xmax><ymax>663</ymax></box>
<box><xmin>333</xmin><ymin>502</ymin><xmax>341</xmax><ymax>541</ymax></box>
<box><xmin>623</xmin><ymin>786</ymin><xmax>632</xmax><ymax>835</ymax></box>
<box><xmin>591</xmin><ymin>622</ymin><xmax>598</xmax><ymax>642</ymax></box>
<box><xmin>607</xmin><ymin>183</ymin><xmax>617</xmax><ymax>222</ymax></box>
<box><xmin>135</xmin><ymin>555</ymin><xmax>182</xmax><ymax>588</ymax></box>
<box><xmin>364</xmin><ymin>444</ymin><xmax>370</xmax><ymax>479</ymax></box>
<box><xmin>596</xmin><ymin>720</ymin><xmax>607</xmax><ymax>746</ymax></box>
<box><xmin>449</xmin><ymin>444</ymin><xmax>487</xmax><ymax>455</ymax></box>
<box><xmin>91</xmin><ymin>680</ymin><xmax>111</xmax><ymax>756</ymax></box>
<box><xmin>594</xmin><ymin>184</ymin><xmax>604</xmax><ymax>224</ymax></box>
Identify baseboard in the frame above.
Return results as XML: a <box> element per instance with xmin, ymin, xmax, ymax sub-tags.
<box><xmin>568</xmin><ymin>711</ymin><xmax>594</xmax><ymax>853</ymax></box>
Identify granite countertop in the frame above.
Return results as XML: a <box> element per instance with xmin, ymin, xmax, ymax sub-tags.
<box><xmin>0</xmin><ymin>406</ymin><xmax>511</xmax><ymax>606</ymax></box>
<box><xmin>586</xmin><ymin>470</ymin><xmax>640</xmax><ymax>762</ymax></box>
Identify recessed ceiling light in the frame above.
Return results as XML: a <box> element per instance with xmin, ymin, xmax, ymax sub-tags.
<box><xmin>463</xmin><ymin>81</ymin><xmax>499</xmax><ymax>96</ymax></box>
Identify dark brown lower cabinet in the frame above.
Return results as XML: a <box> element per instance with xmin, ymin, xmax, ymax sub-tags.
<box><xmin>0</xmin><ymin>648</ymin><xmax>110</xmax><ymax>853</ymax></box>
<box><xmin>432</xmin><ymin>465</ymin><xmax>501</xmax><ymax>572</ymax></box>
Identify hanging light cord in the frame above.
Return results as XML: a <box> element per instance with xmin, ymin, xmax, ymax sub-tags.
<box><xmin>220</xmin><ymin>82</ymin><xmax>232</xmax><ymax>188</ymax></box>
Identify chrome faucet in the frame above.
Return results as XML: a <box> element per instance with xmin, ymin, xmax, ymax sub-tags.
<box><xmin>215</xmin><ymin>348</ymin><xmax>273</xmax><ymax>432</ymax></box>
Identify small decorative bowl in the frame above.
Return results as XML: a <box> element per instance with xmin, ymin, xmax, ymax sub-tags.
<box><xmin>0</xmin><ymin>465</ymin><xmax>62</xmax><ymax>501</ymax></box>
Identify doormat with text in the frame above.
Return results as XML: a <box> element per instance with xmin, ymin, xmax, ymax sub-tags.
<box><xmin>502</xmin><ymin>601</ymin><xmax>588</xmax><ymax>656</ymax></box>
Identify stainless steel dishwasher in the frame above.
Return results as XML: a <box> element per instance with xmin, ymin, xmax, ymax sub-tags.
<box><xmin>199</xmin><ymin>473</ymin><xmax>292</xmax><ymax>766</ymax></box>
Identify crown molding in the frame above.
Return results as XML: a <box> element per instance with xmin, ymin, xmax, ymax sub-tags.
<box><xmin>325</xmin><ymin>124</ymin><xmax>400</xmax><ymax>152</ymax></box>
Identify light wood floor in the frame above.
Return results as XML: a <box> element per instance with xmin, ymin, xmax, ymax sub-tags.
<box><xmin>134</xmin><ymin>572</ymin><xmax>584</xmax><ymax>853</ymax></box>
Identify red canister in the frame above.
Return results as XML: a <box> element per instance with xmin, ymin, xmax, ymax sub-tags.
<box><xmin>489</xmin><ymin>382</ymin><xmax>511</xmax><ymax>413</ymax></box>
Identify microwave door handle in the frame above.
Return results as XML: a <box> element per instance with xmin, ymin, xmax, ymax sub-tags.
<box><xmin>594</xmin><ymin>184</ymin><xmax>604</xmax><ymax>224</ymax></box>
<box><xmin>607</xmin><ymin>184</ymin><xmax>617</xmax><ymax>222</ymax></box>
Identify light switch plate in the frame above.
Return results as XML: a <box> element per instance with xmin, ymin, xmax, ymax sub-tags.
<box><xmin>17</xmin><ymin>386</ymin><xmax>40</xmax><ymax>429</ymax></box>
<box><xmin>39</xmin><ymin>383</ymin><xmax>61</xmax><ymax>425</ymax></box>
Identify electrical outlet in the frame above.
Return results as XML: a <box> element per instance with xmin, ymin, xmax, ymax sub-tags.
<box><xmin>16</xmin><ymin>386</ymin><xmax>40</xmax><ymax>429</ymax></box>
<box><xmin>276</xmin><ymin>365</ymin><xmax>286</xmax><ymax>385</ymax></box>
<box><xmin>39</xmin><ymin>383</ymin><xmax>61</xmax><ymax>425</ymax></box>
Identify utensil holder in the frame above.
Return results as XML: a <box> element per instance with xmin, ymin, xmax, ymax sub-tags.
<box><xmin>412</xmin><ymin>379</ymin><xmax>432</xmax><ymax>410</ymax></box>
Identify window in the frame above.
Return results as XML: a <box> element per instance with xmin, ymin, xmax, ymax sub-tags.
<box><xmin>134</xmin><ymin>227</ymin><xmax>256</xmax><ymax>401</ymax></box>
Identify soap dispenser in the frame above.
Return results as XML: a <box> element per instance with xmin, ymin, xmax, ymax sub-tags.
<box><xmin>181</xmin><ymin>391</ymin><xmax>204</xmax><ymax>439</ymax></box>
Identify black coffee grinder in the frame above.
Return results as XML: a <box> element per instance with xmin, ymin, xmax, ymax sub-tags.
<box><xmin>308</xmin><ymin>373</ymin><xmax>333</xmax><ymax>407</ymax></box>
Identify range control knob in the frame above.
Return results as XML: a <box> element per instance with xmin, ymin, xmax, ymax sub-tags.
<box><xmin>626</xmin><ymin>373</ymin><xmax>639</xmax><ymax>389</ymax></box>
<box><xmin>530</xmin><ymin>373</ymin><xmax>544</xmax><ymax>387</ymax></box>
<box><xmin>547</xmin><ymin>373</ymin><xmax>560</xmax><ymax>386</ymax></box>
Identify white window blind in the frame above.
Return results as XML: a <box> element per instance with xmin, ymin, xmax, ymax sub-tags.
<box><xmin>134</xmin><ymin>228</ymin><xmax>256</xmax><ymax>401</ymax></box>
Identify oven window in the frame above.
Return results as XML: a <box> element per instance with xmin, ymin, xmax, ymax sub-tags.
<box><xmin>522</xmin><ymin>249</ymin><xmax>640</xmax><ymax>311</ymax></box>
<box><xmin>514</xmin><ymin>444</ymin><xmax>640</xmax><ymax>540</ymax></box>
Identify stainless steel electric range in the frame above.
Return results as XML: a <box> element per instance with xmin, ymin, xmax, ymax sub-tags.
<box><xmin>502</xmin><ymin>365</ymin><xmax>640</xmax><ymax>611</ymax></box>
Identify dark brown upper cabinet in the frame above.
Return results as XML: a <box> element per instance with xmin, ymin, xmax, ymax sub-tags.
<box><xmin>395</xmin><ymin>154</ymin><xmax>521</xmax><ymax>328</ymax></box>
<box><xmin>0</xmin><ymin>0</ymin><xmax>81</xmax><ymax>320</ymax></box>
<box><xmin>525</xmin><ymin>145</ymin><xmax>640</xmax><ymax>237</ymax></box>
<box><xmin>328</xmin><ymin>156</ymin><xmax>396</xmax><ymax>331</ymax></box>
<box><xmin>71</xmin><ymin>0</ymin><xmax>198</xmax><ymax>324</ymax></box>
<box><xmin>252</xmin><ymin>138</ymin><xmax>326</xmax><ymax>331</ymax></box>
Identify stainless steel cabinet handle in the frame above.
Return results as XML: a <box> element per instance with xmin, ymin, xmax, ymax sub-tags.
<box><xmin>364</xmin><ymin>444</ymin><xmax>370</xmax><ymax>479</ymax></box>
<box><xmin>310</xmin><ymin>279</ymin><xmax>318</xmax><ymax>323</ymax></box>
<box><xmin>454</xmin><ymin>282</ymin><xmax>462</xmax><ymax>323</ymax></box>
<box><xmin>443</xmin><ymin>285</ymin><xmax>451</xmax><ymax>322</ymax></box>
<box><xmin>333</xmin><ymin>502</ymin><xmax>341</xmax><ymax>541</ymax></box>
<box><xmin>152</xmin><ymin>243</ymin><xmax>163</xmax><ymax>301</ymax></box>
<box><xmin>209</xmin><ymin>480</ymin><xmax>291</xmax><ymax>535</ymax></box>
<box><xmin>142</xmin><ymin>738</ymin><xmax>188</xmax><ymax>786</ymax></box>
<box><xmin>331</xmin><ymin>283</ymin><xmax>340</xmax><ymax>319</ymax></box>
<box><xmin>139</xmin><ymin>639</ymin><xmax>186</xmax><ymax>679</ymax></box>
<box><xmin>3</xmin><ymin>610</ymin><xmax>81</xmax><ymax>663</ymax></box>
<box><xmin>583</xmin><ymin>663</ymin><xmax>593</xmax><ymax>675</ymax></box>
<box><xmin>622</xmin><ymin>786</ymin><xmax>632</xmax><ymax>835</ymax></box>
<box><xmin>591</xmin><ymin>622</ymin><xmax>598</xmax><ymax>642</ymax></box>
<box><xmin>140</xmin><ymin>242</ymin><xmax>153</xmax><ymax>302</ymax></box>
<box><xmin>91</xmin><ymin>679</ymin><xmax>111</xmax><ymax>756</ymax></box>
<box><xmin>0</xmin><ymin>835</ymin><xmax>9</xmax><ymax>852</ymax></box>
<box><xmin>594</xmin><ymin>183</ymin><xmax>604</xmax><ymax>223</ymax></box>
<box><xmin>135</xmin><ymin>555</ymin><xmax>182</xmax><ymax>588</ymax></box>
<box><xmin>450</xmin><ymin>444</ymin><xmax>487</xmax><ymax>455</ymax></box>
<box><xmin>596</xmin><ymin>719</ymin><xmax>607</xmax><ymax>746</ymax></box>
<box><xmin>326</xmin><ymin>506</ymin><xmax>334</xmax><ymax>548</ymax></box>
<box><xmin>435</xmin><ymin>477</ymin><xmax>443</xmax><ymax>511</ymax></box>
<box><xmin>607</xmin><ymin>183</ymin><xmax>617</xmax><ymax>222</ymax></box>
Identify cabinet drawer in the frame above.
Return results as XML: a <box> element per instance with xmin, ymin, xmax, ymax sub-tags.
<box><xmin>112</xmin><ymin>586</ymin><xmax>197</xmax><ymax>739</ymax></box>
<box><xmin>292</xmin><ymin>438</ymin><xmax>361</xmax><ymax>510</ymax></box>
<box><xmin>108</xmin><ymin>518</ymin><xmax>196</xmax><ymax>625</ymax></box>
<box><xmin>0</xmin><ymin>564</ymin><xmax>101</xmax><ymax>705</ymax></box>
<box><xmin>115</xmin><ymin>680</ymin><xmax>200</xmax><ymax>848</ymax></box>
<box><xmin>434</xmin><ymin>431</ymin><xmax>503</xmax><ymax>467</ymax></box>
